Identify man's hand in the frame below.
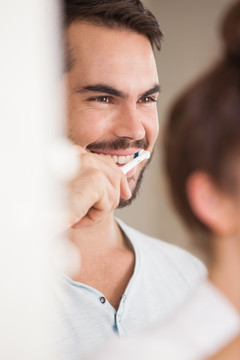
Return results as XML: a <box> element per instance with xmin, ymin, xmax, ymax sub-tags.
<box><xmin>66</xmin><ymin>146</ymin><xmax>131</xmax><ymax>228</ymax></box>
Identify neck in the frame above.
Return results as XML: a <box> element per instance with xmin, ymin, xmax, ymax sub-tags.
<box><xmin>68</xmin><ymin>213</ymin><xmax>127</xmax><ymax>255</ymax></box>
<box><xmin>209</xmin><ymin>233</ymin><xmax>240</xmax><ymax>312</ymax></box>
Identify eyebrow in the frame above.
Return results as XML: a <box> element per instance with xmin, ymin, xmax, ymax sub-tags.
<box><xmin>76</xmin><ymin>84</ymin><xmax>125</xmax><ymax>98</ymax></box>
<box><xmin>140</xmin><ymin>84</ymin><xmax>161</xmax><ymax>98</ymax></box>
<box><xmin>75</xmin><ymin>83</ymin><xmax>161</xmax><ymax>99</ymax></box>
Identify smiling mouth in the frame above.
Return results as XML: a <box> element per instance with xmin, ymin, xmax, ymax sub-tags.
<box><xmin>90</xmin><ymin>150</ymin><xmax>140</xmax><ymax>165</ymax></box>
<box><xmin>111</xmin><ymin>153</ymin><xmax>137</xmax><ymax>165</ymax></box>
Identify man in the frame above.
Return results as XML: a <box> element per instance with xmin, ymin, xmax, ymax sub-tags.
<box><xmin>57</xmin><ymin>1</ymin><xmax>206</xmax><ymax>358</ymax></box>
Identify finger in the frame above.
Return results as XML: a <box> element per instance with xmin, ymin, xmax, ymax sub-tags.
<box><xmin>67</xmin><ymin>151</ymin><xmax>132</xmax><ymax>228</ymax></box>
<box><xmin>120</xmin><ymin>175</ymin><xmax>132</xmax><ymax>199</ymax></box>
<box><xmin>70</xmin><ymin>186</ymin><xmax>113</xmax><ymax>228</ymax></box>
<box><xmin>73</xmin><ymin>145</ymin><xmax>87</xmax><ymax>155</ymax></box>
<box><xmin>86</xmin><ymin>153</ymin><xmax>132</xmax><ymax>197</ymax></box>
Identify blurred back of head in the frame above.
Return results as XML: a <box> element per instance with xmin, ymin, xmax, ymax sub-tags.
<box><xmin>163</xmin><ymin>1</ymin><xmax>240</xmax><ymax>239</ymax></box>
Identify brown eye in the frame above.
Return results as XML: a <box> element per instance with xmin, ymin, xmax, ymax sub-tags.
<box><xmin>88</xmin><ymin>96</ymin><xmax>112</xmax><ymax>103</ymax></box>
<box><xmin>138</xmin><ymin>96</ymin><xmax>156</xmax><ymax>103</ymax></box>
<box><xmin>97</xmin><ymin>96</ymin><xmax>109</xmax><ymax>103</ymax></box>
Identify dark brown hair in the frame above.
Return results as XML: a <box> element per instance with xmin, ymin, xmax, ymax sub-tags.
<box><xmin>163</xmin><ymin>1</ymin><xmax>240</xmax><ymax>236</ymax></box>
<box><xmin>62</xmin><ymin>0</ymin><xmax>163</xmax><ymax>51</ymax></box>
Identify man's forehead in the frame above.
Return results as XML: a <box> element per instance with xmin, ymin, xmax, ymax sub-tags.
<box><xmin>66</xmin><ymin>19</ymin><xmax>149</xmax><ymax>41</ymax></box>
<box><xmin>66</xmin><ymin>20</ymin><xmax>153</xmax><ymax>57</ymax></box>
<box><xmin>65</xmin><ymin>20</ymin><xmax>158</xmax><ymax>87</ymax></box>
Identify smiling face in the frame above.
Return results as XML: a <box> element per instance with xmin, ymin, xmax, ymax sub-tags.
<box><xmin>65</xmin><ymin>21</ymin><xmax>160</xmax><ymax>206</ymax></box>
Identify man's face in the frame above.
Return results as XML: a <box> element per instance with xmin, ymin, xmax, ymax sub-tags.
<box><xmin>65</xmin><ymin>21</ymin><xmax>160</xmax><ymax>206</ymax></box>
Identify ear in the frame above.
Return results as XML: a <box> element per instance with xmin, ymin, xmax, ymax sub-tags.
<box><xmin>186</xmin><ymin>172</ymin><xmax>237</xmax><ymax>237</ymax></box>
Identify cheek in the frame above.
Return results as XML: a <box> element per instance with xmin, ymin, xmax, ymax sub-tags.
<box><xmin>66</xmin><ymin>107</ymin><xmax>111</xmax><ymax>147</ymax></box>
<box><xmin>144</xmin><ymin>112</ymin><xmax>159</xmax><ymax>148</ymax></box>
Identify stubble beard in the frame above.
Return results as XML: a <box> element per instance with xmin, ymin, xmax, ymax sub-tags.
<box><xmin>117</xmin><ymin>163</ymin><xmax>148</xmax><ymax>208</ymax></box>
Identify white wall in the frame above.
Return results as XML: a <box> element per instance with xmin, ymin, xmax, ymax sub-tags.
<box><xmin>116</xmin><ymin>0</ymin><xmax>233</xmax><ymax>257</ymax></box>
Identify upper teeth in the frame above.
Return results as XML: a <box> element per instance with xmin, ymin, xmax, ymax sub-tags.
<box><xmin>112</xmin><ymin>154</ymin><xmax>135</xmax><ymax>164</ymax></box>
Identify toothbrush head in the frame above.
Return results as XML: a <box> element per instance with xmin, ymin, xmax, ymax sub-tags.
<box><xmin>138</xmin><ymin>149</ymin><xmax>150</xmax><ymax>159</ymax></box>
<box><xmin>141</xmin><ymin>150</ymin><xmax>150</xmax><ymax>159</ymax></box>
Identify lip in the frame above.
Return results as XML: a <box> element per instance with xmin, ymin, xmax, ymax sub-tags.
<box><xmin>89</xmin><ymin>149</ymin><xmax>141</xmax><ymax>156</ymax></box>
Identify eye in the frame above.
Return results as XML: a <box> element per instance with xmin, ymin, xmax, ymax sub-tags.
<box><xmin>88</xmin><ymin>96</ymin><xmax>112</xmax><ymax>103</ymax></box>
<box><xmin>138</xmin><ymin>96</ymin><xmax>157</xmax><ymax>103</ymax></box>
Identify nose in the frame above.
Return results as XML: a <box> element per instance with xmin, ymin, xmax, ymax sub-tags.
<box><xmin>112</xmin><ymin>104</ymin><xmax>146</xmax><ymax>140</ymax></box>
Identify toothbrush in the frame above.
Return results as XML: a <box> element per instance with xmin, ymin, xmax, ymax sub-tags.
<box><xmin>120</xmin><ymin>150</ymin><xmax>150</xmax><ymax>175</ymax></box>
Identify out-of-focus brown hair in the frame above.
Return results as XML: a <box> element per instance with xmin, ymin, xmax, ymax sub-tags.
<box><xmin>62</xmin><ymin>0</ymin><xmax>163</xmax><ymax>71</ymax></box>
<box><xmin>163</xmin><ymin>1</ymin><xmax>240</xmax><ymax>237</ymax></box>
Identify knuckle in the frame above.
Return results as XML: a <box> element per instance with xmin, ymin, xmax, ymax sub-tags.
<box><xmin>80</xmin><ymin>153</ymin><xmax>96</xmax><ymax>167</ymax></box>
<box><xmin>90</xmin><ymin>169</ymin><xmax>105</xmax><ymax>183</ymax></box>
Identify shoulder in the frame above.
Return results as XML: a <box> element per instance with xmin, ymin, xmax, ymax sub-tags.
<box><xmin>116</xmin><ymin>218</ymin><xmax>207</xmax><ymax>278</ymax></box>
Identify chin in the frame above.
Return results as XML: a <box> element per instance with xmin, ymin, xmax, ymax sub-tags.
<box><xmin>117</xmin><ymin>166</ymin><xmax>146</xmax><ymax>208</ymax></box>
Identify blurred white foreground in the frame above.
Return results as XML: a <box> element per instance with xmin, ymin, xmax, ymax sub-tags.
<box><xmin>0</xmin><ymin>1</ymin><xmax>66</xmax><ymax>358</ymax></box>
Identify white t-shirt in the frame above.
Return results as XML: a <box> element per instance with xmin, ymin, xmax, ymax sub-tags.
<box><xmin>55</xmin><ymin>219</ymin><xmax>206</xmax><ymax>359</ymax></box>
<box><xmin>91</xmin><ymin>280</ymin><xmax>240</xmax><ymax>360</ymax></box>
